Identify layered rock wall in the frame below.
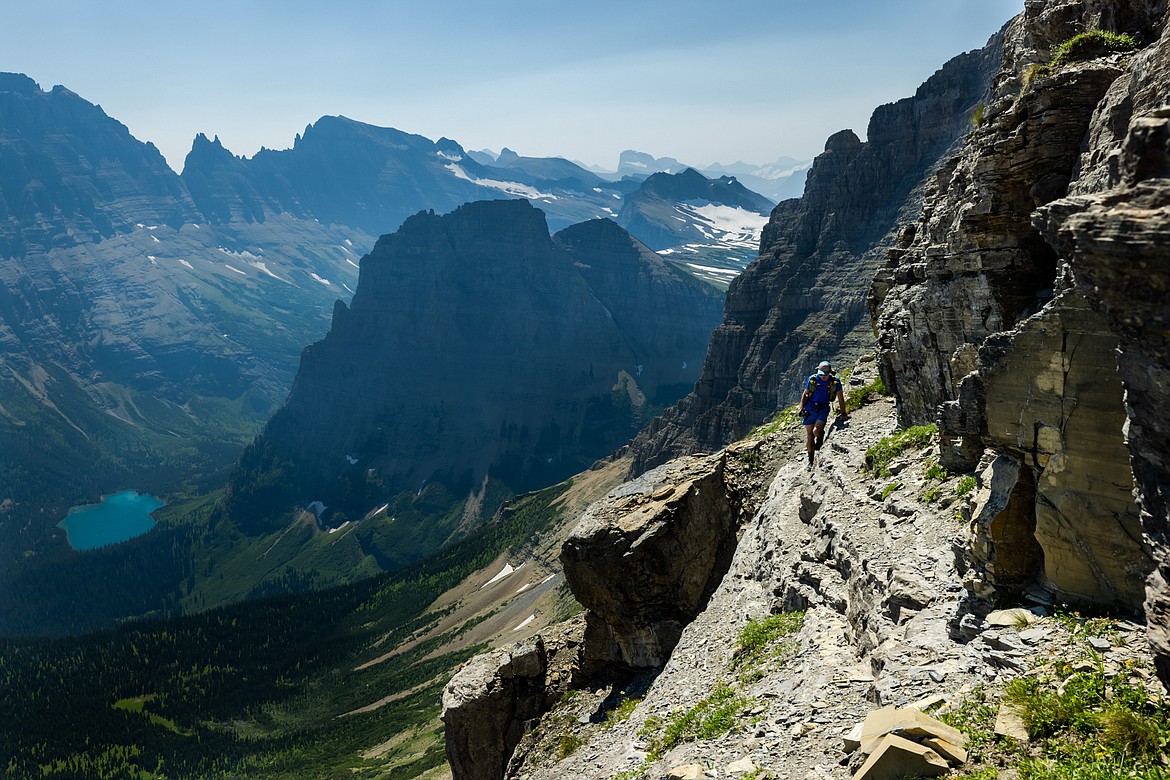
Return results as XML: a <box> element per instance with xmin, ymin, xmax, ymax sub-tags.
<box><xmin>871</xmin><ymin>1</ymin><xmax>1167</xmax><ymax>613</ymax></box>
<box><xmin>1038</xmin><ymin>107</ymin><xmax>1170</xmax><ymax>675</ymax></box>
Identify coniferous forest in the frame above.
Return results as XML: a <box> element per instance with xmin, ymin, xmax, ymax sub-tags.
<box><xmin>1</xmin><ymin>484</ymin><xmax>570</xmax><ymax>779</ymax></box>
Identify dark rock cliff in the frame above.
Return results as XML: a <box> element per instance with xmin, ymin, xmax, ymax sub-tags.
<box><xmin>226</xmin><ymin>200</ymin><xmax>723</xmax><ymax>561</ymax></box>
<box><xmin>622</xmin><ymin>41</ymin><xmax>1002</xmax><ymax>474</ymax></box>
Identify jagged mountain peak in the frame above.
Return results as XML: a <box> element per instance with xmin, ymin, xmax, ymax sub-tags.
<box><xmin>0</xmin><ymin>71</ymin><xmax>40</xmax><ymax>94</ymax></box>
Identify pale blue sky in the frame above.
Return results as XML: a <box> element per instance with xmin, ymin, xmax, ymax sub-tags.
<box><xmin>3</xmin><ymin>0</ymin><xmax>1023</xmax><ymax>172</ymax></box>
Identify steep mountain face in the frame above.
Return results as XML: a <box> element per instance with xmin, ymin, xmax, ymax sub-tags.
<box><xmin>225</xmin><ymin>200</ymin><xmax>723</xmax><ymax>569</ymax></box>
<box><xmin>0</xmin><ymin>75</ymin><xmax>370</xmax><ymax>572</ymax></box>
<box><xmin>0</xmin><ymin>73</ymin><xmax>194</xmax><ymax>251</ymax></box>
<box><xmin>623</xmin><ymin>41</ymin><xmax>1001</xmax><ymax>473</ymax></box>
<box><xmin>870</xmin><ymin>0</ymin><xmax>1169</xmax><ymax>619</ymax></box>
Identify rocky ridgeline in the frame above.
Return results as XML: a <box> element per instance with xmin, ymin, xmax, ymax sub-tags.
<box><xmin>622</xmin><ymin>33</ymin><xmax>1001</xmax><ymax>474</ymax></box>
<box><xmin>444</xmin><ymin>369</ymin><xmax>1159</xmax><ymax>779</ymax></box>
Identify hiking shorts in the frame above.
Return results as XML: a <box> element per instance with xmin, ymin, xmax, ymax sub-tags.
<box><xmin>803</xmin><ymin>403</ymin><xmax>830</xmax><ymax>425</ymax></box>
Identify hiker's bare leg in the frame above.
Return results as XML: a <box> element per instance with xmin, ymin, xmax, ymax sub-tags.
<box><xmin>814</xmin><ymin>420</ymin><xmax>826</xmax><ymax>449</ymax></box>
<box><xmin>805</xmin><ymin>424</ymin><xmax>815</xmax><ymax>463</ymax></box>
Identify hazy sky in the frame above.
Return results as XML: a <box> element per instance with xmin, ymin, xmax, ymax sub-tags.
<box><xmin>3</xmin><ymin>0</ymin><xmax>1023</xmax><ymax>172</ymax></box>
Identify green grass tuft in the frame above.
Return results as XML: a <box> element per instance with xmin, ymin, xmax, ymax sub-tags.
<box><xmin>955</xmin><ymin>475</ymin><xmax>977</xmax><ymax>497</ymax></box>
<box><xmin>748</xmin><ymin>406</ymin><xmax>801</xmax><ymax>439</ymax></box>
<box><xmin>732</xmin><ymin>612</ymin><xmax>804</xmax><ymax>673</ymax></box>
<box><xmin>924</xmin><ymin>459</ymin><xmax>950</xmax><ymax>481</ymax></box>
<box><xmin>556</xmin><ymin>732</ymin><xmax>586</xmax><ymax>760</ymax></box>
<box><xmin>643</xmin><ymin>683</ymin><xmax>751</xmax><ymax>758</ymax></box>
<box><xmin>845</xmin><ymin>376</ymin><xmax>886</xmax><ymax>413</ymax></box>
<box><xmin>604</xmin><ymin>696</ymin><xmax>642</xmax><ymax>727</ymax></box>
<box><xmin>1051</xmin><ymin>29</ymin><xmax>1138</xmax><ymax>68</ymax></box>
<box><xmin>971</xmin><ymin>102</ymin><xmax>986</xmax><ymax>127</ymax></box>
<box><xmin>865</xmin><ymin>425</ymin><xmax>938</xmax><ymax>477</ymax></box>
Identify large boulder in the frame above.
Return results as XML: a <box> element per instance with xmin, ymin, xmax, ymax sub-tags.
<box><xmin>561</xmin><ymin>448</ymin><xmax>756</xmax><ymax>674</ymax></box>
<box><xmin>441</xmin><ymin>638</ymin><xmax>548</xmax><ymax>780</ymax></box>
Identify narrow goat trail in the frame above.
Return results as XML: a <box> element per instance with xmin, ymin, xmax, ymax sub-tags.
<box><xmin>512</xmin><ymin>390</ymin><xmax>1155</xmax><ymax>780</ymax></box>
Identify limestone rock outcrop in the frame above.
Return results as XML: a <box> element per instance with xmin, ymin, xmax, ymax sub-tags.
<box><xmin>1038</xmin><ymin>110</ymin><xmax>1170</xmax><ymax>673</ymax></box>
<box><xmin>442</xmin><ymin>638</ymin><xmax>548</xmax><ymax>780</ymax></box>
<box><xmin>870</xmin><ymin>0</ymin><xmax>1167</xmax><ymax>612</ymax></box>
<box><xmin>561</xmin><ymin>439</ymin><xmax>772</xmax><ymax>675</ymax></box>
<box><xmin>623</xmin><ymin>37</ymin><xmax>1001</xmax><ymax>474</ymax></box>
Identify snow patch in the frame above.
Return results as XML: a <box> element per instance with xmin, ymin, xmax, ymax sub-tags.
<box><xmin>310</xmin><ymin>273</ymin><xmax>331</xmax><ymax>286</ymax></box>
<box><xmin>147</xmin><ymin>255</ymin><xmax>157</xmax><ymax>265</ymax></box>
<box><xmin>178</xmin><ymin>259</ymin><xmax>194</xmax><ymax>269</ymax></box>
<box><xmin>346</xmin><ymin>258</ymin><xmax>359</xmax><ymax>269</ymax></box>
<box><xmin>224</xmin><ymin>264</ymin><xmax>246</xmax><ymax>276</ymax></box>
<box><xmin>342</xmin><ymin>283</ymin><xmax>355</xmax><ymax>294</ymax></box>
<box><xmin>328</xmin><ymin>521</ymin><xmax>351</xmax><ymax>534</ymax></box>
<box><xmin>685</xmin><ymin>263</ymin><xmax>740</xmax><ymax>276</ymax></box>
<box><xmin>218</xmin><ymin>247</ymin><xmax>262</xmax><ymax>261</ymax></box>
<box><xmin>247</xmin><ymin>261</ymin><xmax>285</xmax><ymax>281</ymax></box>
<box><xmin>511</xmin><ymin>614</ymin><xmax>536</xmax><ymax>631</ymax></box>
<box><xmin>480</xmin><ymin>563</ymin><xmax>515</xmax><ymax>589</ymax></box>
<box><xmin>445</xmin><ymin>164</ymin><xmax>559</xmax><ymax>200</ymax></box>
<box><xmin>539</xmin><ymin>573</ymin><xmax>556</xmax><ymax>585</ymax></box>
<box><xmin>436</xmin><ymin>150</ymin><xmax>463</xmax><ymax>161</ymax></box>
<box><xmin>515</xmin><ymin>583</ymin><xmax>532</xmax><ymax>594</ymax></box>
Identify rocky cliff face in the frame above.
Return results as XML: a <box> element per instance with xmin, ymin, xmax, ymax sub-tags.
<box><xmin>623</xmin><ymin>40</ymin><xmax>1001</xmax><ymax>474</ymax></box>
<box><xmin>870</xmin><ymin>0</ymin><xmax>1168</xmax><ymax>615</ymax></box>
<box><xmin>226</xmin><ymin>200</ymin><xmax>723</xmax><ymax>565</ymax></box>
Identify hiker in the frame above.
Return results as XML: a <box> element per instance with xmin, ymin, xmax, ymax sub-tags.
<box><xmin>799</xmin><ymin>360</ymin><xmax>847</xmax><ymax>464</ymax></box>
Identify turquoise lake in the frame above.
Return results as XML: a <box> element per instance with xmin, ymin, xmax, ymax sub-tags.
<box><xmin>58</xmin><ymin>490</ymin><xmax>165</xmax><ymax>551</ymax></box>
